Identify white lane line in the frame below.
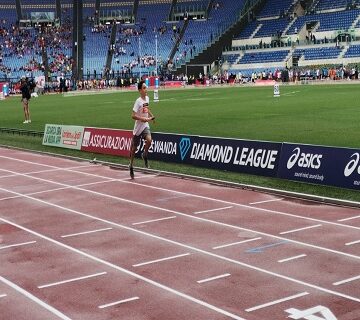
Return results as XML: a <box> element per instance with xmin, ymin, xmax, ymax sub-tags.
<box><xmin>0</xmin><ymin>170</ymin><xmax>360</xmax><ymax>255</ymax></box>
<box><xmin>2</xmin><ymin>210</ymin><xmax>360</xmax><ymax>306</ymax></box>
<box><xmin>197</xmin><ymin>273</ymin><xmax>231</xmax><ymax>284</ymax></box>
<box><xmin>279</xmin><ymin>224</ymin><xmax>322</xmax><ymax>235</ymax></box>
<box><xmin>133</xmin><ymin>174</ymin><xmax>159</xmax><ymax>180</ymax></box>
<box><xmin>0</xmin><ymin>179</ymin><xmax>118</xmax><ymax>202</ymax></box>
<box><xmin>38</xmin><ymin>272</ymin><xmax>107</xmax><ymax>289</ymax></box>
<box><xmin>0</xmin><ymin>155</ymin><xmax>90</xmax><ymax>171</ymax></box>
<box><xmin>61</xmin><ymin>228</ymin><xmax>113</xmax><ymax>238</ymax></box>
<box><xmin>0</xmin><ymin>165</ymin><xmax>95</xmax><ymax>180</ymax></box>
<box><xmin>194</xmin><ymin>206</ymin><xmax>233</xmax><ymax>215</ymax></box>
<box><xmin>333</xmin><ymin>274</ymin><xmax>360</xmax><ymax>286</ymax></box>
<box><xmin>0</xmin><ymin>294</ymin><xmax>7</xmax><ymax>298</ymax></box>
<box><xmin>278</xmin><ymin>254</ymin><xmax>307</xmax><ymax>263</ymax></box>
<box><xmin>1</xmin><ymin>163</ymin><xmax>360</xmax><ymax>291</ymax></box>
<box><xmin>119</xmin><ymin>180</ymin><xmax>360</xmax><ymax>238</ymax></box>
<box><xmin>245</xmin><ymin>292</ymin><xmax>309</xmax><ymax>312</ymax></box>
<box><xmin>1</xmin><ymin>185</ymin><xmax>360</xmax><ymax>304</ymax></box>
<box><xmin>98</xmin><ymin>296</ymin><xmax>139</xmax><ymax>309</ymax></box>
<box><xmin>345</xmin><ymin>240</ymin><xmax>360</xmax><ymax>246</ymax></box>
<box><xmin>128</xmin><ymin>178</ymin><xmax>360</xmax><ymax>232</ymax></box>
<box><xmin>0</xmin><ymin>240</ymin><xmax>37</xmax><ymax>250</ymax></box>
<box><xmin>133</xmin><ymin>253</ymin><xmax>190</xmax><ymax>267</ymax></box>
<box><xmin>0</xmin><ymin>275</ymin><xmax>72</xmax><ymax>320</ymax></box>
<box><xmin>132</xmin><ymin>216</ymin><xmax>177</xmax><ymax>225</ymax></box>
<box><xmin>212</xmin><ymin>237</ymin><xmax>262</xmax><ymax>250</ymax></box>
<box><xmin>2</xmin><ymin>155</ymin><xmax>360</xmax><ymax>234</ymax></box>
<box><xmin>338</xmin><ymin>215</ymin><xmax>360</xmax><ymax>222</ymax></box>
<box><xmin>27</xmin><ymin>165</ymin><xmax>96</xmax><ymax>175</ymax></box>
<box><xmin>0</xmin><ymin>155</ymin><xmax>132</xmax><ymax>184</ymax></box>
<box><xmin>249</xmin><ymin>198</ymin><xmax>283</xmax><ymax>205</ymax></box>
<box><xmin>1</xmin><ymin>219</ymin><xmax>246</xmax><ymax>320</ymax></box>
<box><xmin>157</xmin><ymin>194</ymin><xmax>189</xmax><ymax>201</ymax></box>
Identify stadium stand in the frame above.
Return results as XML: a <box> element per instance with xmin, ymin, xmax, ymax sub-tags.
<box><xmin>174</xmin><ymin>0</ymin><xmax>246</xmax><ymax>67</ymax></box>
<box><xmin>83</xmin><ymin>23</ymin><xmax>112</xmax><ymax>76</ymax></box>
<box><xmin>312</xmin><ymin>0</ymin><xmax>348</xmax><ymax>12</ymax></box>
<box><xmin>1</xmin><ymin>0</ymin><xmax>360</xmax><ymax>84</ymax></box>
<box><xmin>293</xmin><ymin>46</ymin><xmax>342</xmax><ymax>60</ymax></box>
<box><xmin>238</xmin><ymin>50</ymin><xmax>290</xmax><ymax>64</ymax></box>
<box><xmin>108</xmin><ymin>1</ymin><xmax>176</xmax><ymax>75</ymax></box>
<box><xmin>256</xmin><ymin>0</ymin><xmax>294</xmax><ymax>18</ymax></box>
<box><xmin>344</xmin><ymin>43</ymin><xmax>360</xmax><ymax>57</ymax></box>
<box><xmin>226</xmin><ymin>0</ymin><xmax>360</xmax><ymax>77</ymax></box>
<box><xmin>286</xmin><ymin>10</ymin><xmax>360</xmax><ymax>34</ymax></box>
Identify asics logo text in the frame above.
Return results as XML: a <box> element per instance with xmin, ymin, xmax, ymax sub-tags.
<box><xmin>287</xmin><ymin>147</ymin><xmax>322</xmax><ymax>169</ymax></box>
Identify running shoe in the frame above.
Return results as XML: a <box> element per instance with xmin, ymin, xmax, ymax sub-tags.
<box><xmin>129</xmin><ymin>165</ymin><xmax>134</xmax><ymax>179</ymax></box>
<box><xmin>141</xmin><ymin>152</ymin><xmax>149</xmax><ymax>168</ymax></box>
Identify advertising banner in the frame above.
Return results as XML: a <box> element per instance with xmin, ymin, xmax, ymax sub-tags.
<box><xmin>255</xmin><ymin>80</ymin><xmax>276</xmax><ymax>86</ymax></box>
<box><xmin>343</xmin><ymin>151</ymin><xmax>360</xmax><ymax>190</ymax></box>
<box><xmin>41</xmin><ymin>124</ymin><xmax>359</xmax><ymax>189</ymax></box>
<box><xmin>136</xmin><ymin>133</ymin><xmax>281</xmax><ymax>177</ymax></box>
<box><xmin>134</xmin><ymin>132</ymin><xmax>192</xmax><ymax>164</ymax></box>
<box><xmin>188</xmin><ymin>136</ymin><xmax>281</xmax><ymax>177</ymax></box>
<box><xmin>43</xmin><ymin>124</ymin><xmax>84</xmax><ymax>150</ymax></box>
<box><xmin>164</xmin><ymin>81</ymin><xmax>183</xmax><ymax>88</ymax></box>
<box><xmin>278</xmin><ymin>143</ymin><xmax>360</xmax><ymax>190</ymax></box>
<box><xmin>81</xmin><ymin>127</ymin><xmax>133</xmax><ymax>156</ymax></box>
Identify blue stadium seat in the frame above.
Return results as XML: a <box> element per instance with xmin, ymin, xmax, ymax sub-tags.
<box><xmin>238</xmin><ymin>50</ymin><xmax>290</xmax><ymax>64</ymax></box>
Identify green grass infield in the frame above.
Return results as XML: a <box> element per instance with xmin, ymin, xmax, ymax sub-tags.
<box><xmin>1</xmin><ymin>84</ymin><xmax>359</xmax><ymax>202</ymax></box>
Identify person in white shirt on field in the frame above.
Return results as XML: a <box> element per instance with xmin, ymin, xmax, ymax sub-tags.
<box><xmin>128</xmin><ymin>80</ymin><xmax>155</xmax><ymax>179</ymax></box>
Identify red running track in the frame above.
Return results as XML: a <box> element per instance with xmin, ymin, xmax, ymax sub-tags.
<box><xmin>0</xmin><ymin>147</ymin><xmax>359</xmax><ymax>320</ymax></box>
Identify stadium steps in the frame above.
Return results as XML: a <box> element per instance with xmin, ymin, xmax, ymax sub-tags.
<box><xmin>174</xmin><ymin>0</ymin><xmax>265</xmax><ymax>75</ymax></box>
<box><xmin>56</xmin><ymin>0</ymin><xmax>61</xmax><ymax>20</ymax></box>
<box><xmin>41</xmin><ymin>45</ymin><xmax>50</xmax><ymax>82</ymax></box>
<box><xmin>168</xmin><ymin>0</ymin><xmax>177</xmax><ymax>21</ymax></box>
<box><xmin>282</xmin><ymin>17</ymin><xmax>297</xmax><ymax>36</ymax></box>
<box><xmin>205</xmin><ymin>0</ymin><xmax>213</xmax><ymax>17</ymax></box>
<box><xmin>15</xmin><ymin>0</ymin><xmax>21</xmax><ymax>19</ymax></box>
<box><xmin>95</xmin><ymin>0</ymin><xmax>101</xmax><ymax>24</ymax></box>
<box><xmin>133</xmin><ymin>0</ymin><xmax>139</xmax><ymax>19</ymax></box>
<box><xmin>105</xmin><ymin>22</ymin><xmax>118</xmax><ymax>72</ymax></box>
<box><xmin>250</xmin><ymin>23</ymin><xmax>263</xmax><ymax>39</ymax></box>
<box><xmin>235</xmin><ymin>52</ymin><xmax>244</xmax><ymax>64</ymax></box>
<box><xmin>309</xmin><ymin>0</ymin><xmax>321</xmax><ymax>13</ymax></box>
<box><xmin>285</xmin><ymin>0</ymin><xmax>301</xmax><ymax>16</ymax></box>
<box><xmin>169</xmin><ymin>18</ymin><xmax>189</xmax><ymax>62</ymax></box>
<box><xmin>285</xmin><ymin>47</ymin><xmax>295</xmax><ymax>65</ymax></box>
<box><xmin>350</xmin><ymin>12</ymin><xmax>360</xmax><ymax>29</ymax></box>
<box><xmin>339</xmin><ymin>43</ymin><xmax>350</xmax><ymax>59</ymax></box>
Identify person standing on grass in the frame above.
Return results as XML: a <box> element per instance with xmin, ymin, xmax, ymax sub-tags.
<box><xmin>128</xmin><ymin>80</ymin><xmax>155</xmax><ymax>179</ymax></box>
<box><xmin>20</xmin><ymin>76</ymin><xmax>31</xmax><ymax>124</ymax></box>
